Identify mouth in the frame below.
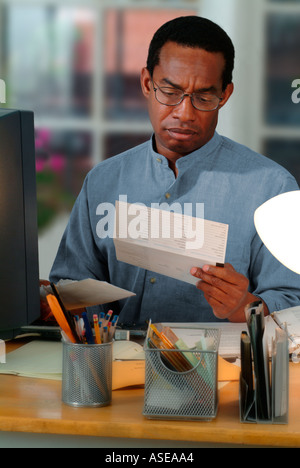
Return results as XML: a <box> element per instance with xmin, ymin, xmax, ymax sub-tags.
<box><xmin>167</xmin><ymin>128</ymin><xmax>198</xmax><ymax>141</ymax></box>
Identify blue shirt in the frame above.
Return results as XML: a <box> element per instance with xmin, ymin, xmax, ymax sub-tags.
<box><xmin>50</xmin><ymin>132</ymin><xmax>300</xmax><ymax>327</ymax></box>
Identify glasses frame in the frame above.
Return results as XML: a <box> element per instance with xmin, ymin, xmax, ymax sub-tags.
<box><xmin>151</xmin><ymin>80</ymin><xmax>223</xmax><ymax>112</ymax></box>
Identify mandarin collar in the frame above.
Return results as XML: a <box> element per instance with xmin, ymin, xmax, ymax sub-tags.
<box><xmin>149</xmin><ymin>132</ymin><xmax>222</xmax><ymax>168</ymax></box>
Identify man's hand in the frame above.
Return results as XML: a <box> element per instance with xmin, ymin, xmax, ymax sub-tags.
<box><xmin>40</xmin><ymin>279</ymin><xmax>54</xmax><ymax>322</ymax></box>
<box><xmin>40</xmin><ymin>280</ymin><xmax>86</xmax><ymax>321</ymax></box>
<box><xmin>190</xmin><ymin>263</ymin><xmax>268</xmax><ymax>322</ymax></box>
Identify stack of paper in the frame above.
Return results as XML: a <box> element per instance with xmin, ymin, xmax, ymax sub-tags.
<box><xmin>0</xmin><ymin>341</ymin><xmax>62</xmax><ymax>380</ymax></box>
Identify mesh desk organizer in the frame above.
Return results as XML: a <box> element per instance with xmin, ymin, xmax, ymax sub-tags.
<box><xmin>240</xmin><ymin>301</ymin><xmax>289</xmax><ymax>424</ymax></box>
<box><xmin>143</xmin><ymin>322</ymin><xmax>220</xmax><ymax>421</ymax></box>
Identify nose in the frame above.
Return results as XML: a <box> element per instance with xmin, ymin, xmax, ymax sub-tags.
<box><xmin>172</xmin><ymin>94</ymin><xmax>197</xmax><ymax>122</ymax></box>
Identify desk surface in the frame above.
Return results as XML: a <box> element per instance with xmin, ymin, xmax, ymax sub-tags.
<box><xmin>0</xmin><ymin>340</ymin><xmax>300</xmax><ymax>447</ymax></box>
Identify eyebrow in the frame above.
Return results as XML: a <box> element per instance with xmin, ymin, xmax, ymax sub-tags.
<box><xmin>160</xmin><ymin>78</ymin><xmax>218</xmax><ymax>94</ymax></box>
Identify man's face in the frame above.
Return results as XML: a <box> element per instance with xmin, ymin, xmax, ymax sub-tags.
<box><xmin>141</xmin><ymin>41</ymin><xmax>233</xmax><ymax>162</ymax></box>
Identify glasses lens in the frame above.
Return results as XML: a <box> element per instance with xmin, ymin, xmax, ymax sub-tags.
<box><xmin>155</xmin><ymin>87</ymin><xmax>183</xmax><ymax>106</ymax></box>
<box><xmin>192</xmin><ymin>94</ymin><xmax>220</xmax><ymax>111</ymax></box>
<box><xmin>153</xmin><ymin>82</ymin><xmax>221</xmax><ymax>111</ymax></box>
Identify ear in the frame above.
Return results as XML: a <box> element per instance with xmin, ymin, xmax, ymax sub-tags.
<box><xmin>140</xmin><ymin>67</ymin><xmax>152</xmax><ymax>99</ymax></box>
<box><xmin>219</xmin><ymin>82</ymin><xmax>234</xmax><ymax>109</ymax></box>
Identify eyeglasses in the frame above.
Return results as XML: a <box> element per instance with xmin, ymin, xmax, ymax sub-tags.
<box><xmin>152</xmin><ymin>80</ymin><xmax>223</xmax><ymax>112</ymax></box>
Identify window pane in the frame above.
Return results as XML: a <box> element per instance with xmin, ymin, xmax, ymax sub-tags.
<box><xmin>103</xmin><ymin>133</ymin><xmax>152</xmax><ymax>159</ymax></box>
<box><xmin>265</xmin><ymin>14</ymin><xmax>300</xmax><ymax>125</ymax></box>
<box><xmin>263</xmin><ymin>139</ymin><xmax>300</xmax><ymax>186</ymax></box>
<box><xmin>3</xmin><ymin>6</ymin><xmax>95</xmax><ymax>117</ymax></box>
<box><xmin>104</xmin><ymin>9</ymin><xmax>196</xmax><ymax>120</ymax></box>
<box><xmin>36</xmin><ymin>128</ymin><xmax>92</xmax><ymax>230</ymax></box>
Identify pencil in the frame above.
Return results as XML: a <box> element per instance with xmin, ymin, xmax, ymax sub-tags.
<box><xmin>46</xmin><ymin>294</ymin><xmax>77</xmax><ymax>344</ymax></box>
<box><xmin>103</xmin><ymin>309</ymin><xmax>113</xmax><ymax>328</ymax></box>
<box><xmin>50</xmin><ymin>283</ymin><xmax>80</xmax><ymax>343</ymax></box>
<box><xmin>93</xmin><ymin>314</ymin><xmax>102</xmax><ymax>344</ymax></box>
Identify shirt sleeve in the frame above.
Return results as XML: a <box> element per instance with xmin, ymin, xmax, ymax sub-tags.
<box><xmin>49</xmin><ymin>176</ymin><xmax>109</xmax><ymax>284</ymax></box>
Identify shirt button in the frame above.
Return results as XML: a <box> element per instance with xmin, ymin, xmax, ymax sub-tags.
<box><xmin>156</xmin><ymin>158</ymin><xmax>162</xmax><ymax>163</ymax></box>
<box><xmin>150</xmin><ymin>277</ymin><xmax>156</xmax><ymax>284</ymax></box>
<box><xmin>165</xmin><ymin>192</ymin><xmax>171</xmax><ymax>199</ymax></box>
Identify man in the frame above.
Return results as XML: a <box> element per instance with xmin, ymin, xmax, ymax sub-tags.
<box><xmin>49</xmin><ymin>16</ymin><xmax>300</xmax><ymax>327</ymax></box>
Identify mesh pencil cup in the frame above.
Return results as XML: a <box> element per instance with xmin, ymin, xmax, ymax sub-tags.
<box><xmin>62</xmin><ymin>341</ymin><xmax>112</xmax><ymax>407</ymax></box>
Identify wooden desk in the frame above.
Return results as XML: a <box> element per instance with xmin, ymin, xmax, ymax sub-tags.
<box><xmin>0</xmin><ymin>340</ymin><xmax>300</xmax><ymax>448</ymax></box>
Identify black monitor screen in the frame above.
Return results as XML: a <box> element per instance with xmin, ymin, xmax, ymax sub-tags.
<box><xmin>0</xmin><ymin>108</ymin><xmax>40</xmax><ymax>339</ymax></box>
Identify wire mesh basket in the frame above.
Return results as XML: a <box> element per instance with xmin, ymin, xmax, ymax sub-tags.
<box><xmin>62</xmin><ymin>341</ymin><xmax>112</xmax><ymax>408</ymax></box>
<box><xmin>143</xmin><ymin>325</ymin><xmax>220</xmax><ymax>420</ymax></box>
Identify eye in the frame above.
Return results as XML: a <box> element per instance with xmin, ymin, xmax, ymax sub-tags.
<box><xmin>195</xmin><ymin>94</ymin><xmax>215</xmax><ymax>103</ymax></box>
<box><xmin>160</xmin><ymin>88</ymin><xmax>182</xmax><ymax>97</ymax></box>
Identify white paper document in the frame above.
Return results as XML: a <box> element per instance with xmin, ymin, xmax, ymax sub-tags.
<box><xmin>54</xmin><ymin>278</ymin><xmax>135</xmax><ymax>310</ymax></box>
<box><xmin>162</xmin><ymin>322</ymin><xmax>246</xmax><ymax>358</ymax></box>
<box><xmin>271</xmin><ymin>306</ymin><xmax>300</xmax><ymax>357</ymax></box>
<box><xmin>114</xmin><ymin>201</ymin><xmax>228</xmax><ymax>285</ymax></box>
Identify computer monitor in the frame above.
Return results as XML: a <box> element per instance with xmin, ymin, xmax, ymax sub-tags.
<box><xmin>0</xmin><ymin>108</ymin><xmax>40</xmax><ymax>339</ymax></box>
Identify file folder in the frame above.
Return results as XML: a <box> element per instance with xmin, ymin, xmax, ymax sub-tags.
<box><xmin>240</xmin><ymin>301</ymin><xmax>289</xmax><ymax>424</ymax></box>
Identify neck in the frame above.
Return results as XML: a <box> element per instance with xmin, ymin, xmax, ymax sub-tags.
<box><xmin>168</xmin><ymin>160</ymin><xmax>179</xmax><ymax>178</ymax></box>
<box><xmin>152</xmin><ymin>136</ymin><xmax>183</xmax><ymax>178</ymax></box>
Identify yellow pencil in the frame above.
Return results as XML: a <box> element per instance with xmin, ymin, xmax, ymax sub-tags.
<box><xmin>93</xmin><ymin>314</ymin><xmax>102</xmax><ymax>344</ymax></box>
<box><xmin>47</xmin><ymin>294</ymin><xmax>77</xmax><ymax>344</ymax></box>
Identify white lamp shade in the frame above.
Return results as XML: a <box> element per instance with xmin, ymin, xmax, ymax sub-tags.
<box><xmin>254</xmin><ymin>190</ymin><xmax>300</xmax><ymax>275</ymax></box>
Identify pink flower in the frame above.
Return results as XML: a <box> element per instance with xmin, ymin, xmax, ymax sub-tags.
<box><xmin>36</xmin><ymin>158</ymin><xmax>46</xmax><ymax>172</ymax></box>
<box><xmin>35</xmin><ymin>128</ymin><xmax>51</xmax><ymax>149</ymax></box>
<box><xmin>49</xmin><ymin>154</ymin><xmax>66</xmax><ymax>173</ymax></box>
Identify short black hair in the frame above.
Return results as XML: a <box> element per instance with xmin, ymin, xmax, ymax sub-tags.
<box><xmin>146</xmin><ymin>16</ymin><xmax>235</xmax><ymax>90</ymax></box>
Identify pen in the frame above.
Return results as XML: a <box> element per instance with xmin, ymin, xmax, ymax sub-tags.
<box><xmin>82</xmin><ymin>312</ymin><xmax>95</xmax><ymax>345</ymax></box>
<box><xmin>102</xmin><ymin>326</ymin><xmax>109</xmax><ymax>343</ymax></box>
<box><xmin>79</xmin><ymin>318</ymin><xmax>85</xmax><ymax>340</ymax></box>
<box><xmin>74</xmin><ymin>315</ymin><xmax>81</xmax><ymax>339</ymax></box>
<box><xmin>108</xmin><ymin>315</ymin><xmax>119</xmax><ymax>341</ymax></box>
<box><xmin>93</xmin><ymin>314</ymin><xmax>102</xmax><ymax>344</ymax></box>
<box><xmin>99</xmin><ymin>320</ymin><xmax>103</xmax><ymax>343</ymax></box>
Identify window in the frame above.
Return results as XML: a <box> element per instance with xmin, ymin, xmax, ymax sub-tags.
<box><xmin>0</xmin><ymin>1</ymin><xmax>197</xmax><ymax>231</ymax></box>
<box><xmin>261</xmin><ymin>1</ymin><xmax>300</xmax><ymax>186</ymax></box>
<box><xmin>265</xmin><ymin>13</ymin><xmax>300</xmax><ymax>126</ymax></box>
<box><xmin>0</xmin><ymin>0</ymin><xmax>198</xmax><ymax>277</ymax></box>
<box><xmin>6</xmin><ymin>6</ymin><xmax>95</xmax><ymax>117</ymax></box>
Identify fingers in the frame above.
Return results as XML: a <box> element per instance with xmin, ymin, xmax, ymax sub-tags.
<box><xmin>40</xmin><ymin>279</ymin><xmax>50</xmax><ymax>287</ymax></box>
<box><xmin>190</xmin><ymin>263</ymin><xmax>249</xmax><ymax>320</ymax></box>
<box><xmin>191</xmin><ymin>264</ymin><xmax>248</xmax><ymax>290</ymax></box>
